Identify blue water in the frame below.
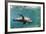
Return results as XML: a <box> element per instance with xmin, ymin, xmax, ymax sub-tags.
<box><xmin>10</xmin><ymin>5</ymin><xmax>41</xmax><ymax>28</ymax></box>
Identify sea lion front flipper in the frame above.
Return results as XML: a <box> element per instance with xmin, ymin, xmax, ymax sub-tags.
<box><xmin>23</xmin><ymin>22</ymin><xmax>26</xmax><ymax>24</ymax></box>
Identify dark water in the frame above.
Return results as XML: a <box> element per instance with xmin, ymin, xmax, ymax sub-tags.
<box><xmin>10</xmin><ymin>5</ymin><xmax>41</xmax><ymax>28</ymax></box>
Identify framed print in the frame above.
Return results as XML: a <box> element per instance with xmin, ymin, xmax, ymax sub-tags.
<box><xmin>5</xmin><ymin>1</ymin><xmax>45</xmax><ymax>33</ymax></box>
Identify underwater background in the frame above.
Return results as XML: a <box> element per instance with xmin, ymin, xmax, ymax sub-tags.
<box><xmin>10</xmin><ymin>5</ymin><xmax>41</xmax><ymax>28</ymax></box>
